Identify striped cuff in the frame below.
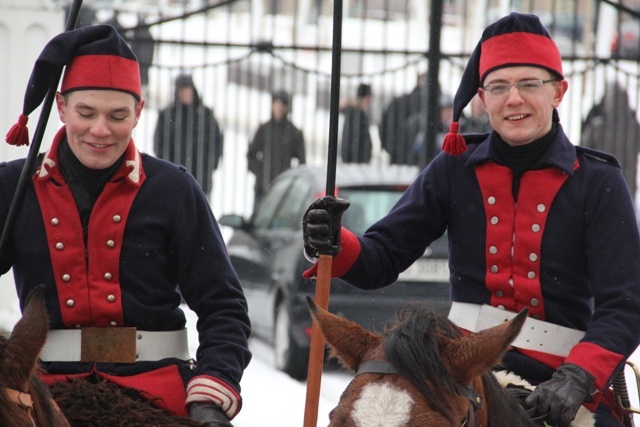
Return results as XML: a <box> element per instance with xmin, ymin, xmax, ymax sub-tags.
<box><xmin>186</xmin><ymin>375</ymin><xmax>242</xmax><ymax>419</ymax></box>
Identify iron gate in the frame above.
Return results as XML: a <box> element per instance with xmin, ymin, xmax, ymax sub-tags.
<box><xmin>73</xmin><ymin>0</ymin><xmax>640</xmax><ymax>218</ymax></box>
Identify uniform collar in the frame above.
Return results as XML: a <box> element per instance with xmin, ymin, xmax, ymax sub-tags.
<box><xmin>36</xmin><ymin>127</ymin><xmax>145</xmax><ymax>186</ymax></box>
<box><xmin>466</xmin><ymin>124</ymin><xmax>577</xmax><ymax>175</ymax></box>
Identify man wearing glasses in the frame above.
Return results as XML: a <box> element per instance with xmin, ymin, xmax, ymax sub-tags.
<box><xmin>302</xmin><ymin>12</ymin><xmax>640</xmax><ymax>427</ymax></box>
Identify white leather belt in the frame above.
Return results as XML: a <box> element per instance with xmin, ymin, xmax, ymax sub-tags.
<box><xmin>38</xmin><ymin>328</ymin><xmax>191</xmax><ymax>363</ymax></box>
<box><xmin>448</xmin><ymin>302</ymin><xmax>585</xmax><ymax>357</ymax></box>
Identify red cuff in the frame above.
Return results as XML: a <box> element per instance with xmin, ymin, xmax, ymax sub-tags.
<box><xmin>564</xmin><ymin>342</ymin><xmax>624</xmax><ymax>398</ymax></box>
<box><xmin>303</xmin><ymin>227</ymin><xmax>361</xmax><ymax>279</ymax></box>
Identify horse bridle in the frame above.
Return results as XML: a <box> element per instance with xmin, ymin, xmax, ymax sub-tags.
<box><xmin>356</xmin><ymin>360</ymin><xmax>483</xmax><ymax>427</ymax></box>
<box><xmin>4</xmin><ymin>387</ymin><xmax>36</xmax><ymax>427</ymax></box>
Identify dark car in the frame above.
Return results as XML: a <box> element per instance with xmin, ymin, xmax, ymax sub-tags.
<box><xmin>218</xmin><ymin>164</ymin><xmax>451</xmax><ymax>380</ymax></box>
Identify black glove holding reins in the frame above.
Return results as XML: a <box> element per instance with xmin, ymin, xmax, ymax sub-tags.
<box><xmin>189</xmin><ymin>402</ymin><xmax>233</xmax><ymax>427</ymax></box>
<box><xmin>302</xmin><ymin>195</ymin><xmax>350</xmax><ymax>257</ymax></box>
<box><xmin>524</xmin><ymin>363</ymin><xmax>596</xmax><ymax>427</ymax></box>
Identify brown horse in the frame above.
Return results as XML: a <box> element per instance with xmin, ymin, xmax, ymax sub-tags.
<box><xmin>0</xmin><ymin>286</ymin><xmax>203</xmax><ymax>427</ymax></box>
<box><xmin>308</xmin><ymin>297</ymin><xmax>538</xmax><ymax>427</ymax></box>
<box><xmin>0</xmin><ymin>285</ymin><xmax>69</xmax><ymax>427</ymax></box>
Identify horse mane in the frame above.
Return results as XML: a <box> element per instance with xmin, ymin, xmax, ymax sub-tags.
<box><xmin>383</xmin><ymin>303</ymin><xmax>464</xmax><ymax>425</ymax></box>
<box><xmin>50</xmin><ymin>376</ymin><xmax>204</xmax><ymax>426</ymax></box>
<box><xmin>481</xmin><ymin>371</ymin><xmax>538</xmax><ymax>427</ymax></box>
<box><xmin>383</xmin><ymin>302</ymin><xmax>537</xmax><ymax>427</ymax></box>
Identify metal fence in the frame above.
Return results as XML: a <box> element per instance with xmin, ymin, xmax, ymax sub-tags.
<box><xmin>75</xmin><ymin>0</ymin><xmax>640</xmax><ymax>218</ymax></box>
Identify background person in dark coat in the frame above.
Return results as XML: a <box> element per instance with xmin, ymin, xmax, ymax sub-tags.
<box><xmin>378</xmin><ymin>72</ymin><xmax>428</xmax><ymax>164</ymax></box>
<box><xmin>340</xmin><ymin>83</ymin><xmax>373</xmax><ymax>163</ymax></box>
<box><xmin>248</xmin><ymin>90</ymin><xmax>306</xmax><ymax>202</ymax></box>
<box><xmin>154</xmin><ymin>74</ymin><xmax>223</xmax><ymax>199</ymax></box>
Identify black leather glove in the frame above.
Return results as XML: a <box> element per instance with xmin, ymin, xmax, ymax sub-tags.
<box><xmin>302</xmin><ymin>195</ymin><xmax>350</xmax><ymax>257</ymax></box>
<box><xmin>189</xmin><ymin>402</ymin><xmax>233</xmax><ymax>427</ymax></box>
<box><xmin>524</xmin><ymin>363</ymin><xmax>596</xmax><ymax>427</ymax></box>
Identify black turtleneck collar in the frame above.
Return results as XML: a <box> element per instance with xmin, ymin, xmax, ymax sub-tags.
<box><xmin>492</xmin><ymin>123</ymin><xmax>558</xmax><ymax>200</ymax></box>
<box><xmin>59</xmin><ymin>138</ymin><xmax>124</xmax><ymax>227</ymax></box>
<box><xmin>494</xmin><ymin>123</ymin><xmax>558</xmax><ymax>176</ymax></box>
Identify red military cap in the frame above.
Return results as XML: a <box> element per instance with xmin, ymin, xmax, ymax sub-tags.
<box><xmin>442</xmin><ymin>12</ymin><xmax>563</xmax><ymax>156</ymax></box>
<box><xmin>6</xmin><ymin>24</ymin><xmax>141</xmax><ymax>147</ymax></box>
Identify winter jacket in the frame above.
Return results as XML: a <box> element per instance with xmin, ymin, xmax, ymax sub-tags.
<box><xmin>247</xmin><ymin>117</ymin><xmax>306</xmax><ymax>198</ymax></box>
<box><xmin>154</xmin><ymin>98</ymin><xmax>223</xmax><ymax>196</ymax></box>
<box><xmin>341</xmin><ymin>105</ymin><xmax>372</xmax><ymax>163</ymax></box>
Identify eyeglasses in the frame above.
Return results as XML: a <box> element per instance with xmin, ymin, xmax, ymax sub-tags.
<box><xmin>482</xmin><ymin>79</ymin><xmax>558</xmax><ymax>97</ymax></box>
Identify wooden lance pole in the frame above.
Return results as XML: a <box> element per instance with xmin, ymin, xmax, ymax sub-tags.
<box><xmin>303</xmin><ymin>0</ymin><xmax>343</xmax><ymax>426</ymax></box>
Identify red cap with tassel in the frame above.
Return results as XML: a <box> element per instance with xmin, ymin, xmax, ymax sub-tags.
<box><xmin>5</xmin><ymin>24</ymin><xmax>141</xmax><ymax>147</ymax></box>
<box><xmin>442</xmin><ymin>12</ymin><xmax>563</xmax><ymax>156</ymax></box>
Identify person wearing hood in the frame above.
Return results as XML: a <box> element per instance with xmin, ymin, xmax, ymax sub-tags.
<box><xmin>340</xmin><ymin>83</ymin><xmax>373</xmax><ymax>163</ymax></box>
<box><xmin>154</xmin><ymin>74</ymin><xmax>224</xmax><ymax>200</ymax></box>
<box><xmin>247</xmin><ymin>90</ymin><xmax>306</xmax><ymax>202</ymax></box>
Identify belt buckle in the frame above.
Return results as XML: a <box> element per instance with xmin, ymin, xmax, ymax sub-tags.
<box><xmin>80</xmin><ymin>327</ymin><xmax>137</xmax><ymax>363</ymax></box>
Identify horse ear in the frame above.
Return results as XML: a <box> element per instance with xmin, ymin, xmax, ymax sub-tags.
<box><xmin>4</xmin><ymin>285</ymin><xmax>49</xmax><ymax>385</ymax></box>
<box><xmin>307</xmin><ymin>296</ymin><xmax>381</xmax><ymax>372</ymax></box>
<box><xmin>440</xmin><ymin>308</ymin><xmax>528</xmax><ymax>383</ymax></box>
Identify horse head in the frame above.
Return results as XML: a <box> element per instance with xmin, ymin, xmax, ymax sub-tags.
<box><xmin>308</xmin><ymin>297</ymin><xmax>531</xmax><ymax>427</ymax></box>
<box><xmin>0</xmin><ymin>285</ymin><xmax>69</xmax><ymax>427</ymax></box>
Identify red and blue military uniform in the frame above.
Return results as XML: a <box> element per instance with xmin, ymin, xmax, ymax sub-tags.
<box><xmin>0</xmin><ymin>128</ymin><xmax>251</xmax><ymax>418</ymax></box>
<box><xmin>307</xmin><ymin>125</ymin><xmax>640</xmax><ymax>416</ymax></box>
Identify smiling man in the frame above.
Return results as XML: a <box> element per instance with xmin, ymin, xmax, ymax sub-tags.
<box><xmin>302</xmin><ymin>12</ymin><xmax>640</xmax><ymax>427</ymax></box>
<box><xmin>1</xmin><ymin>25</ymin><xmax>250</xmax><ymax>427</ymax></box>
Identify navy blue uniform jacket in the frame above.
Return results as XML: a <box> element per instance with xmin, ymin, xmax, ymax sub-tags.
<box><xmin>310</xmin><ymin>125</ymin><xmax>640</xmax><ymax>404</ymax></box>
<box><xmin>0</xmin><ymin>128</ymin><xmax>251</xmax><ymax>418</ymax></box>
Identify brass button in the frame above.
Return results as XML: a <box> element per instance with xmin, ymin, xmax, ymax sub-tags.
<box><xmin>55</xmin><ymin>242</ymin><xmax>64</xmax><ymax>250</ymax></box>
<box><xmin>51</xmin><ymin>218</ymin><xmax>60</xmax><ymax>226</ymax></box>
<box><xmin>104</xmin><ymin>272</ymin><xmax>113</xmax><ymax>281</ymax></box>
<box><xmin>112</xmin><ymin>215</ymin><xmax>122</xmax><ymax>223</ymax></box>
<box><xmin>106</xmin><ymin>240</ymin><xmax>116</xmax><ymax>248</ymax></box>
<box><xmin>107</xmin><ymin>294</ymin><xmax>116</xmax><ymax>303</ymax></box>
<box><xmin>66</xmin><ymin>299</ymin><xmax>75</xmax><ymax>307</ymax></box>
<box><xmin>62</xmin><ymin>274</ymin><xmax>71</xmax><ymax>282</ymax></box>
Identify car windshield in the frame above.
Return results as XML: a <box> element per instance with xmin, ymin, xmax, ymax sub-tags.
<box><xmin>339</xmin><ymin>186</ymin><xmax>407</xmax><ymax>235</ymax></box>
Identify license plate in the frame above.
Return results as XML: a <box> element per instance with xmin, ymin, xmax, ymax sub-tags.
<box><xmin>399</xmin><ymin>258</ymin><xmax>449</xmax><ymax>282</ymax></box>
